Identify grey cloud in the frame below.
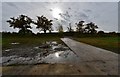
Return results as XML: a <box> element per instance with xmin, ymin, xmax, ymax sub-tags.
<box><xmin>5</xmin><ymin>2</ymin><xmax>19</xmax><ymax>9</ymax></box>
<box><xmin>2</xmin><ymin>2</ymin><xmax>118</xmax><ymax>33</ymax></box>
<box><xmin>118</xmin><ymin>2</ymin><xmax>120</xmax><ymax>32</ymax></box>
<box><xmin>79</xmin><ymin>12</ymin><xmax>89</xmax><ymax>19</ymax></box>
<box><xmin>83</xmin><ymin>9</ymin><xmax>92</xmax><ymax>12</ymax></box>
<box><xmin>59</xmin><ymin>13</ymin><xmax>70</xmax><ymax>21</ymax></box>
<box><xmin>61</xmin><ymin>20</ymin><xmax>68</xmax><ymax>24</ymax></box>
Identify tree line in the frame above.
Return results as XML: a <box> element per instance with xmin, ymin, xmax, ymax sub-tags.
<box><xmin>7</xmin><ymin>14</ymin><xmax>100</xmax><ymax>34</ymax></box>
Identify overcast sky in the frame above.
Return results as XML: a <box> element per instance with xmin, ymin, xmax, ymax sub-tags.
<box><xmin>1</xmin><ymin>0</ymin><xmax>119</xmax><ymax>33</ymax></box>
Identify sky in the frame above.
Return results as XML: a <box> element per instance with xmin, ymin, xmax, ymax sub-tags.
<box><xmin>1</xmin><ymin>0</ymin><xmax>119</xmax><ymax>33</ymax></box>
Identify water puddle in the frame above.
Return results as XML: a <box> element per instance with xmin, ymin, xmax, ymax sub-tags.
<box><xmin>42</xmin><ymin>50</ymin><xmax>78</xmax><ymax>64</ymax></box>
<box><xmin>10</xmin><ymin>42</ymin><xmax>20</xmax><ymax>45</ymax></box>
<box><xmin>2</xmin><ymin>41</ymin><xmax>78</xmax><ymax>66</ymax></box>
<box><xmin>5</xmin><ymin>49</ymin><xmax>12</xmax><ymax>52</ymax></box>
<box><xmin>34</xmin><ymin>46</ymin><xmax>39</xmax><ymax>49</ymax></box>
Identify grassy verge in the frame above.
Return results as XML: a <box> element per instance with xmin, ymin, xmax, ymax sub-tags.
<box><xmin>74</xmin><ymin>37</ymin><xmax>119</xmax><ymax>54</ymax></box>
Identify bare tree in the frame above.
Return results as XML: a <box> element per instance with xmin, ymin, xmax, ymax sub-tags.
<box><xmin>57</xmin><ymin>23</ymin><xmax>64</xmax><ymax>33</ymax></box>
<box><xmin>67</xmin><ymin>23</ymin><xmax>74</xmax><ymax>32</ymax></box>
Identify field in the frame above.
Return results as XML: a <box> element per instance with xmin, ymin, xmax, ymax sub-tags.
<box><xmin>74</xmin><ymin>37</ymin><xmax>119</xmax><ymax>54</ymax></box>
<box><xmin>2</xmin><ymin>35</ymin><xmax>61</xmax><ymax>49</ymax></box>
<box><xmin>0</xmin><ymin>38</ymin><xmax>2</xmax><ymax>45</ymax></box>
<box><xmin>2</xmin><ymin>34</ymin><xmax>119</xmax><ymax>54</ymax></box>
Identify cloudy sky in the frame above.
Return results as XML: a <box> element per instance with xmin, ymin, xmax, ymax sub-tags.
<box><xmin>1</xmin><ymin>0</ymin><xmax>119</xmax><ymax>33</ymax></box>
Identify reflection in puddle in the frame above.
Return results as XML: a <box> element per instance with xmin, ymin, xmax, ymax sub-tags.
<box><xmin>42</xmin><ymin>50</ymin><xmax>79</xmax><ymax>64</ymax></box>
<box><xmin>55</xmin><ymin>52</ymin><xmax>59</xmax><ymax>58</ymax></box>
<box><xmin>5</xmin><ymin>49</ymin><xmax>12</xmax><ymax>52</ymax></box>
<box><xmin>3</xmin><ymin>41</ymin><xmax>79</xmax><ymax>66</ymax></box>
<box><xmin>51</xmin><ymin>41</ymin><xmax>57</xmax><ymax>45</ymax></box>
<box><xmin>55</xmin><ymin>51</ymin><xmax>64</xmax><ymax>58</ymax></box>
<box><xmin>11</xmin><ymin>42</ymin><xmax>20</xmax><ymax>45</ymax></box>
<box><xmin>34</xmin><ymin>47</ymin><xmax>39</xmax><ymax>49</ymax></box>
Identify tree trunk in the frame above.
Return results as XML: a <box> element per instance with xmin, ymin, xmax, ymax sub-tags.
<box><xmin>19</xmin><ymin>28</ymin><xmax>26</xmax><ymax>34</ymax></box>
<box><xmin>49</xmin><ymin>30</ymin><xmax>51</xmax><ymax>33</ymax></box>
<box><xmin>44</xmin><ymin>29</ymin><xmax>46</xmax><ymax>33</ymax></box>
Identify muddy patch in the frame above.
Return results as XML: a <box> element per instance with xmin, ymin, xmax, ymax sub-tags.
<box><xmin>2</xmin><ymin>41</ymin><xmax>77</xmax><ymax>66</ymax></box>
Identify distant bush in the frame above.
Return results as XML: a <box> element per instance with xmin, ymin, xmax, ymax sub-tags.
<box><xmin>2</xmin><ymin>31</ymin><xmax>119</xmax><ymax>38</ymax></box>
<box><xmin>98</xmin><ymin>31</ymin><xmax>105</xmax><ymax>34</ymax></box>
<box><xmin>109</xmin><ymin>31</ymin><xmax>116</xmax><ymax>34</ymax></box>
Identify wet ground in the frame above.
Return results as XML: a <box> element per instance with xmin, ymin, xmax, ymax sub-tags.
<box><xmin>2</xmin><ymin>41</ymin><xmax>78</xmax><ymax>66</ymax></box>
<box><xmin>2</xmin><ymin>38</ymin><xmax>119</xmax><ymax>75</ymax></box>
<box><xmin>2</xmin><ymin>64</ymin><xmax>82</xmax><ymax>75</ymax></box>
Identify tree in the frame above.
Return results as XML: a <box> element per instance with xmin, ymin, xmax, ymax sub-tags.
<box><xmin>98</xmin><ymin>31</ymin><xmax>104</xmax><ymax>34</ymax></box>
<box><xmin>34</xmin><ymin>15</ymin><xmax>53</xmax><ymax>33</ymax></box>
<box><xmin>67</xmin><ymin>23</ymin><xmax>74</xmax><ymax>32</ymax></box>
<box><xmin>75</xmin><ymin>21</ymin><xmax>85</xmax><ymax>33</ymax></box>
<box><xmin>7</xmin><ymin>15</ymin><xmax>33</xmax><ymax>34</ymax></box>
<box><xmin>109</xmin><ymin>31</ymin><xmax>116</xmax><ymax>34</ymax></box>
<box><xmin>49</xmin><ymin>26</ymin><xmax>53</xmax><ymax>33</ymax></box>
<box><xmin>85</xmin><ymin>22</ymin><xmax>98</xmax><ymax>34</ymax></box>
<box><xmin>57</xmin><ymin>23</ymin><xmax>63</xmax><ymax>33</ymax></box>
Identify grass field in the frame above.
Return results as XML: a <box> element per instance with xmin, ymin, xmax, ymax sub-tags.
<box><xmin>2</xmin><ymin>35</ymin><xmax>61</xmax><ymax>49</ymax></box>
<box><xmin>74</xmin><ymin>37</ymin><xmax>119</xmax><ymax>54</ymax></box>
<box><xmin>0</xmin><ymin>38</ymin><xmax>2</xmax><ymax>45</ymax></box>
<box><xmin>2</xmin><ymin>34</ymin><xmax>119</xmax><ymax>54</ymax></box>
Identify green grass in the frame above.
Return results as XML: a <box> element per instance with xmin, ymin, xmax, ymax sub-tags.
<box><xmin>74</xmin><ymin>37</ymin><xmax>119</xmax><ymax>54</ymax></box>
<box><xmin>2</xmin><ymin>34</ymin><xmax>119</xmax><ymax>54</ymax></box>
<box><xmin>2</xmin><ymin>35</ymin><xmax>61</xmax><ymax>49</ymax></box>
<box><xmin>0</xmin><ymin>38</ymin><xmax>2</xmax><ymax>45</ymax></box>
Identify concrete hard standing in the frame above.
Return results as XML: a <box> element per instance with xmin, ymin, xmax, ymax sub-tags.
<box><xmin>61</xmin><ymin>38</ymin><xmax>118</xmax><ymax>75</ymax></box>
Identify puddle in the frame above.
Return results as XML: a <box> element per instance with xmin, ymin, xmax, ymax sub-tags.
<box><xmin>42</xmin><ymin>50</ymin><xmax>79</xmax><ymax>64</ymax></box>
<box><xmin>5</xmin><ymin>49</ymin><xmax>12</xmax><ymax>52</ymax></box>
<box><xmin>34</xmin><ymin>47</ymin><xmax>39</xmax><ymax>49</ymax></box>
<box><xmin>51</xmin><ymin>41</ymin><xmax>58</xmax><ymax>46</ymax></box>
<box><xmin>11</xmin><ymin>42</ymin><xmax>20</xmax><ymax>45</ymax></box>
<box><xmin>2</xmin><ymin>41</ymin><xmax>78</xmax><ymax>66</ymax></box>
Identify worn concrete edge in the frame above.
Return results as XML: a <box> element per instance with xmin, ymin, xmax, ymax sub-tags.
<box><xmin>60</xmin><ymin>38</ymin><xmax>80</xmax><ymax>57</ymax></box>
